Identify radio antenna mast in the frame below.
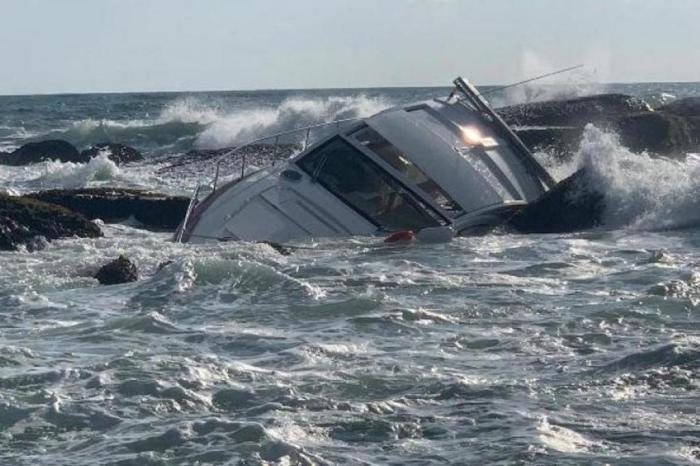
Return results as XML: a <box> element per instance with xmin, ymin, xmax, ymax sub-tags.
<box><xmin>482</xmin><ymin>64</ymin><xmax>584</xmax><ymax>96</ymax></box>
<box><xmin>448</xmin><ymin>64</ymin><xmax>584</xmax><ymax>100</ymax></box>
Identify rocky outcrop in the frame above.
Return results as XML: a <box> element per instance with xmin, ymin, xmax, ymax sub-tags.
<box><xmin>80</xmin><ymin>143</ymin><xmax>144</xmax><ymax>165</ymax></box>
<box><xmin>0</xmin><ymin>194</ymin><xmax>102</xmax><ymax>251</ymax></box>
<box><xmin>94</xmin><ymin>255</ymin><xmax>138</xmax><ymax>285</ymax></box>
<box><xmin>658</xmin><ymin>97</ymin><xmax>700</xmax><ymax>117</ymax></box>
<box><xmin>500</xmin><ymin>95</ymin><xmax>700</xmax><ymax>159</ymax></box>
<box><xmin>614</xmin><ymin>112</ymin><xmax>699</xmax><ymax>155</ymax></box>
<box><xmin>0</xmin><ymin>140</ymin><xmax>85</xmax><ymax>165</ymax></box>
<box><xmin>508</xmin><ymin>169</ymin><xmax>604</xmax><ymax>234</ymax></box>
<box><xmin>0</xmin><ymin>140</ymin><xmax>145</xmax><ymax>166</ymax></box>
<box><xmin>26</xmin><ymin>188</ymin><xmax>189</xmax><ymax>231</ymax></box>
<box><xmin>497</xmin><ymin>94</ymin><xmax>651</xmax><ymax>128</ymax></box>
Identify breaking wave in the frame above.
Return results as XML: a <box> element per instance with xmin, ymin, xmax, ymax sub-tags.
<box><xmin>27</xmin><ymin>153</ymin><xmax>161</xmax><ymax>191</ymax></box>
<box><xmin>570</xmin><ymin>125</ymin><xmax>700</xmax><ymax>231</ymax></box>
<box><xmin>192</xmin><ymin>95</ymin><xmax>390</xmax><ymax>149</ymax></box>
<box><xmin>21</xmin><ymin>95</ymin><xmax>391</xmax><ymax>155</ymax></box>
<box><xmin>32</xmin><ymin>153</ymin><xmax>123</xmax><ymax>189</ymax></box>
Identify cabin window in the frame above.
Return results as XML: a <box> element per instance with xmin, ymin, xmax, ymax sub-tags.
<box><xmin>297</xmin><ymin>137</ymin><xmax>443</xmax><ymax>231</ymax></box>
<box><xmin>352</xmin><ymin>126</ymin><xmax>464</xmax><ymax>215</ymax></box>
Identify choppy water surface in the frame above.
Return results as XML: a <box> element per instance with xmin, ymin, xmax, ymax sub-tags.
<box><xmin>1</xmin><ymin>83</ymin><xmax>699</xmax><ymax>464</ymax></box>
<box><xmin>2</xmin><ymin>228</ymin><xmax>699</xmax><ymax>465</ymax></box>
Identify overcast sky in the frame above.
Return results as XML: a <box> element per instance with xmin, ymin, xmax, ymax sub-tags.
<box><xmin>0</xmin><ymin>0</ymin><xmax>698</xmax><ymax>95</ymax></box>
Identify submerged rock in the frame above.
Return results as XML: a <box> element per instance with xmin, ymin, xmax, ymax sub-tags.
<box><xmin>0</xmin><ymin>194</ymin><xmax>102</xmax><ymax>251</ymax></box>
<box><xmin>80</xmin><ymin>143</ymin><xmax>144</xmax><ymax>165</ymax></box>
<box><xmin>508</xmin><ymin>168</ymin><xmax>605</xmax><ymax>234</ymax></box>
<box><xmin>27</xmin><ymin>188</ymin><xmax>189</xmax><ymax>230</ymax></box>
<box><xmin>0</xmin><ymin>140</ymin><xmax>85</xmax><ymax>165</ymax></box>
<box><xmin>94</xmin><ymin>255</ymin><xmax>138</xmax><ymax>285</ymax></box>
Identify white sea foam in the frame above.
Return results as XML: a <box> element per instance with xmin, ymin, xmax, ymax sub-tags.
<box><xmin>571</xmin><ymin>125</ymin><xmax>700</xmax><ymax>230</ymax></box>
<box><xmin>537</xmin><ymin>416</ymin><xmax>601</xmax><ymax>453</ymax></box>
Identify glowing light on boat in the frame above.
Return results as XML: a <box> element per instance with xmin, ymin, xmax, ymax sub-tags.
<box><xmin>460</xmin><ymin>125</ymin><xmax>498</xmax><ymax>148</ymax></box>
<box><xmin>461</xmin><ymin>125</ymin><xmax>483</xmax><ymax>145</ymax></box>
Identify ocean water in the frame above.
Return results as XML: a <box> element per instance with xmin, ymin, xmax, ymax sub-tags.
<box><xmin>0</xmin><ymin>82</ymin><xmax>699</xmax><ymax>465</ymax></box>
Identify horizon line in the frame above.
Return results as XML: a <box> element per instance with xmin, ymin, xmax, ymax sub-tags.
<box><xmin>1</xmin><ymin>79</ymin><xmax>699</xmax><ymax>99</ymax></box>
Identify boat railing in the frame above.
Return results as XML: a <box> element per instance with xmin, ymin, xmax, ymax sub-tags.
<box><xmin>210</xmin><ymin>117</ymin><xmax>363</xmax><ymax>192</ymax></box>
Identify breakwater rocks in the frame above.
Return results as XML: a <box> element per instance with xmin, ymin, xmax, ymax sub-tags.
<box><xmin>0</xmin><ymin>141</ymin><xmax>143</xmax><ymax>166</ymax></box>
<box><xmin>501</xmin><ymin>95</ymin><xmax>700</xmax><ymax>158</ymax></box>
<box><xmin>0</xmin><ymin>194</ymin><xmax>102</xmax><ymax>251</ymax></box>
<box><xmin>27</xmin><ymin>188</ymin><xmax>189</xmax><ymax>230</ymax></box>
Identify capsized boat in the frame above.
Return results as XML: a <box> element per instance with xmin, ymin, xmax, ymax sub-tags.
<box><xmin>175</xmin><ymin>78</ymin><xmax>555</xmax><ymax>244</ymax></box>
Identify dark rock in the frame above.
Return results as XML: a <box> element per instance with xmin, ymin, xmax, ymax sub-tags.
<box><xmin>94</xmin><ymin>255</ymin><xmax>138</xmax><ymax>285</ymax></box>
<box><xmin>80</xmin><ymin>143</ymin><xmax>144</xmax><ymax>165</ymax></box>
<box><xmin>514</xmin><ymin>126</ymin><xmax>584</xmax><ymax>156</ymax></box>
<box><xmin>497</xmin><ymin>94</ymin><xmax>651</xmax><ymax>128</ymax></box>
<box><xmin>658</xmin><ymin>97</ymin><xmax>700</xmax><ymax>117</ymax></box>
<box><xmin>25</xmin><ymin>235</ymin><xmax>49</xmax><ymax>252</ymax></box>
<box><xmin>0</xmin><ymin>194</ymin><xmax>102</xmax><ymax>251</ymax></box>
<box><xmin>0</xmin><ymin>140</ymin><xmax>85</xmax><ymax>165</ymax></box>
<box><xmin>614</xmin><ymin>112</ymin><xmax>699</xmax><ymax>156</ymax></box>
<box><xmin>508</xmin><ymin>168</ymin><xmax>605</xmax><ymax>234</ymax></box>
<box><xmin>502</xmin><ymin>94</ymin><xmax>700</xmax><ymax>159</ymax></box>
<box><xmin>27</xmin><ymin>188</ymin><xmax>189</xmax><ymax>231</ymax></box>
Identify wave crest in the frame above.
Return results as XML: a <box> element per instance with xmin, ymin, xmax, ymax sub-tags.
<box><xmin>33</xmin><ymin>153</ymin><xmax>121</xmax><ymax>189</ymax></box>
<box><xmin>193</xmin><ymin>95</ymin><xmax>391</xmax><ymax>149</ymax></box>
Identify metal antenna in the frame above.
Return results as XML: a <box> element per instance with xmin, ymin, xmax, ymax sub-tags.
<box><xmin>481</xmin><ymin>64</ymin><xmax>584</xmax><ymax>96</ymax></box>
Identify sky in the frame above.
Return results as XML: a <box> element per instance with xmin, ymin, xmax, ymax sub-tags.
<box><xmin>0</xmin><ymin>0</ymin><xmax>698</xmax><ymax>95</ymax></box>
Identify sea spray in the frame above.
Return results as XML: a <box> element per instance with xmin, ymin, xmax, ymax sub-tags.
<box><xmin>571</xmin><ymin>124</ymin><xmax>700</xmax><ymax>230</ymax></box>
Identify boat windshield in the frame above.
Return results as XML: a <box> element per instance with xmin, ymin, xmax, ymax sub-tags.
<box><xmin>297</xmin><ymin>137</ymin><xmax>444</xmax><ymax>231</ymax></box>
<box><xmin>352</xmin><ymin>126</ymin><xmax>464</xmax><ymax>216</ymax></box>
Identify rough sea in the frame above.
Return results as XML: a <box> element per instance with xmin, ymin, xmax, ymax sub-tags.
<box><xmin>0</xmin><ymin>82</ymin><xmax>699</xmax><ymax>465</ymax></box>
